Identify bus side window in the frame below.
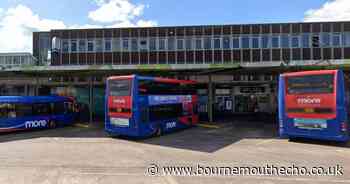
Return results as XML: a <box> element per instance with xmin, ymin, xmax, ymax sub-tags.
<box><xmin>52</xmin><ymin>102</ymin><xmax>66</xmax><ymax>115</ymax></box>
<box><xmin>16</xmin><ymin>104</ymin><xmax>33</xmax><ymax>117</ymax></box>
<box><xmin>0</xmin><ymin>103</ymin><xmax>15</xmax><ymax>119</ymax></box>
<box><xmin>64</xmin><ymin>102</ymin><xmax>74</xmax><ymax>114</ymax></box>
<box><xmin>33</xmin><ymin>103</ymin><xmax>51</xmax><ymax>116</ymax></box>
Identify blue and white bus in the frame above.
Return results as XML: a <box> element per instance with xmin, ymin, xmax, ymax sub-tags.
<box><xmin>0</xmin><ymin>96</ymin><xmax>76</xmax><ymax>133</ymax></box>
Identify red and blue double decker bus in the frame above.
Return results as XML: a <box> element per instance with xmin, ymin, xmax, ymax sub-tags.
<box><xmin>278</xmin><ymin>70</ymin><xmax>349</xmax><ymax>142</ymax></box>
<box><xmin>105</xmin><ymin>75</ymin><xmax>198</xmax><ymax>138</ymax></box>
<box><xmin>0</xmin><ymin>96</ymin><xmax>76</xmax><ymax>133</ymax></box>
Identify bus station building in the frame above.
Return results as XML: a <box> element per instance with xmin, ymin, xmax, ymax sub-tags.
<box><xmin>2</xmin><ymin>21</ymin><xmax>350</xmax><ymax>122</ymax></box>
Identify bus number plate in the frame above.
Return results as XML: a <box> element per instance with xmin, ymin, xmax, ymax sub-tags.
<box><xmin>294</xmin><ymin>118</ymin><xmax>327</xmax><ymax>130</ymax></box>
<box><xmin>111</xmin><ymin>118</ymin><xmax>129</xmax><ymax>127</ymax></box>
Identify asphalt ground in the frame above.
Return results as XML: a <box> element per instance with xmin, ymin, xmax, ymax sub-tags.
<box><xmin>0</xmin><ymin>120</ymin><xmax>348</xmax><ymax>184</ymax></box>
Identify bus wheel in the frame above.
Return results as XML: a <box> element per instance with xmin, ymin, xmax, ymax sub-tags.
<box><xmin>155</xmin><ymin>127</ymin><xmax>162</xmax><ymax>137</ymax></box>
<box><xmin>49</xmin><ymin>121</ymin><xmax>56</xmax><ymax>129</ymax></box>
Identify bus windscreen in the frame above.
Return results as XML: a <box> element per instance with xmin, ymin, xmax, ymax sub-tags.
<box><xmin>108</xmin><ymin>80</ymin><xmax>131</xmax><ymax>96</ymax></box>
<box><xmin>287</xmin><ymin>74</ymin><xmax>334</xmax><ymax>94</ymax></box>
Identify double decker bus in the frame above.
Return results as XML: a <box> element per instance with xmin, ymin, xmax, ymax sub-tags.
<box><xmin>105</xmin><ymin>75</ymin><xmax>198</xmax><ymax>138</ymax></box>
<box><xmin>0</xmin><ymin>96</ymin><xmax>76</xmax><ymax>133</ymax></box>
<box><xmin>278</xmin><ymin>70</ymin><xmax>349</xmax><ymax>142</ymax></box>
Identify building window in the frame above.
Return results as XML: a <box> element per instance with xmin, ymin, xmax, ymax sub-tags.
<box><xmin>261</xmin><ymin>36</ymin><xmax>270</xmax><ymax>48</ymax></box>
<box><xmin>213</xmin><ymin>37</ymin><xmax>221</xmax><ymax>49</ymax></box>
<box><xmin>79</xmin><ymin>40</ymin><xmax>86</xmax><ymax>52</ymax></box>
<box><xmin>70</xmin><ymin>40</ymin><xmax>77</xmax><ymax>52</ymax></box>
<box><xmin>241</xmin><ymin>36</ymin><xmax>250</xmax><ymax>49</ymax></box>
<box><xmin>112</xmin><ymin>38</ymin><xmax>120</xmax><ymax>52</ymax></box>
<box><xmin>149</xmin><ymin>38</ymin><xmax>156</xmax><ymax>51</ymax></box>
<box><xmin>139</xmin><ymin>39</ymin><xmax>148</xmax><ymax>52</ymax></box>
<box><xmin>158</xmin><ymin>38</ymin><xmax>166</xmax><ymax>50</ymax></box>
<box><xmin>232</xmin><ymin>37</ymin><xmax>240</xmax><ymax>49</ymax></box>
<box><xmin>168</xmin><ymin>38</ymin><xmax>175</xmax><ymax>51</ymax></box>
<box><xmin>195</xmin><ymin>38</ymin><xmax>202</xmax><ymax>50</ymax></box>
<box><xmin>87</xmin><ymin>40</ymin><xmax>94</xmax><ymax>52</ymax></box>
<box><xmin>332</xmin><ymin>33</ymin><xmax>341</xmax><ymax>47</ymax></box>
<box><xmin>302</xmin><ymin>34</ymin><xmax>310</xmax><ymax>48</ymax></box>
<box><xmin>62</xmin><ymin>40</ymin><xmax>69</xmax><ymax>52</ymax></box>
<box><xmin>204</xmin><ymin>37</ymin><xmax>212</xmax><ymax>49</ymax></box>
<box><xmin>122</xmin><ymin>39</ymin><xmax>129</xmax><ymax>51</ymax></box>
<box><xmin>131</xmin><ymin>38</ymin><xmax>138</xmax><ymax>51</ymax></box>
<box><xmin>95</xmin><ymin>39</ymin><xmax>103</xmax><ymax>52</ymax></box>
<box><xmin>177</xmin><ymin>39</ymin><xmax>184</xmax><ymax>50</ymax></box>
<box><xmin>291</xmin><ymin>35</ymin><xmax>300</xmax><ymax>48</ymax></box>
<box><xmin>20</xmin><ymin>56</ymin><xmax>27</xmax><ymax>65</ymax></box>
<box><xmin>321</xmin><ymin>33</ymin><xmax>331</xmax><ymax>47</ymax></box>
<box><xmin>281</xmin><ymin>35</ymin><xmax>289</xmax><ymax>48</ymax></box>
<box><xmin>5</xmin><ymin>56</ymin><xmax>12</xmax><ymax>65</ymax></box>
<box><xmin>104</xmin><ymin>39</ymin><xmax>112</xmax><ymax>52</ymax></box>
<box><xmin>312</xmin><ymin>35</ymin><xmax>320</xmax><ymax>48</ymax></box>
<box><xmin>13</xmin><ymin>56</ymin><xmax>20</xmax><ymax>65</ymax></box>
<box><xmin>185</xmin><ymin>38</ymin><xmax>192</xmax><ymax>50</ymax></box>
<box><xmin>251</xmin><ymin>37</ymin><xmax>259</xmax><ymax>48</ymax></box>
<box><xmin>271</xmin><ymin>36</ymin><xmax>280</xmax><ymax>48</ymax></box>
<box><xmin>223</xmin><ymin>37</ymin><xmax>230</xmax><ymax>49</ymax></box>
<box><xmin>343</xmin><ymin>32</ymin><xmax>350</xmax><ymax>46</ymax></box>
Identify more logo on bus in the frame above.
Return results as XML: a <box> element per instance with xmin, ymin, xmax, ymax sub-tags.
<box><xmin>297</xmin><ymin>97</ymin><xmax>321</xmax><ymax>104</ymax></box>
<box><xmin>165</xmin><ymin>121</ymin><xmax>177</xmax><ymax>129</ymax></box>
<box><xmin>25</xmin><ymin>120</ymin><xmax>47</xmax><ymax>128</ymax></box>
<box><xmin>113</xmin><ymin>99</ymin><xmax>126</xmax><ymax>104</ymax></box>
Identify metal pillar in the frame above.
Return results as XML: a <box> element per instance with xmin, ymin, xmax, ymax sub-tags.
<box><xmin>24</xmin><ymin>84</ymin><xmax>28</xmax><ymax>96</ymax></box>
<box><xmin>208</xmin><ymin>75</ymin><xmax>214</xmax><ymax>122</ymax></box>
<box><xmin>89</xmin><ymin>77</ymin><xmax>93</xmax><ymax>124</ymax></box>
<box><xmin>35</xmin><ymin>76</ymin><xmax>39</xmax><ymax>96</ymax></box>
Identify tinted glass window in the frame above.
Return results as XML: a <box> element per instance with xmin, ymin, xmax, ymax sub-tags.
<box><xmin>241</xmin><ymin>37</ymin><xmax>250</xmax><ymax>48</ymax></box>
<box><xmin>138</xmin><ymin>80</ymin><xmax>196</xmax><ymax>95</ymax></box>
<box><xmin>0</xmin><ymin>103</ymin><xmax>16</xmax><ymax>119</ymax></box>
<box><xmin>223</xmin><ymin>37</ymin><xmax>230</xmax><ymax>49</ymax></box>
<box><xmin>149</xmin><ymin>104</ymin><xmax>183</xmax><ymax>121</ymax></box>
<box><xmin>109</xmin><ymin>80</ymin><xmax>131</xmax><ymax>96</ymax></box>
<box><xmin>287</xmin><ymin>74</ymin><xmax>334</xmax><ymax>94</ymax></box>
<box><xmin>53</xmin><ymin>102</ymin><xmax>66</xmax><ymax>115</ymax></box>
<box><xmin>271</xmin><ymin>36</ymin><xmax>280</xmax><ymax>48</ymax></box>
<box><xmin>302</xmin><ymin>34</ymin><xmax>310</xmax><ymax>48</ymax></box>
<box><xmin>261</xmin><ymin>36</ymin><xmax>269</xmax><ymax>48</ymax></box>
<box><xmin>16</xmin><ymin>104</ymin><xmax>33</xmax><ymax>117</ymax></box>
<box><xmin>32</xmin><ymin>103</ymin><xmax>51</xmax><ymax>116</ymax></box>
<box><xmin>64</xmin><ymin>102</ymin><xmax>74</xmax><ymax>114</ymax></box>
<box><xmin>232</xmin><ymin>37</ymin><xmax>240</xmax><ymax>49</ymax></box>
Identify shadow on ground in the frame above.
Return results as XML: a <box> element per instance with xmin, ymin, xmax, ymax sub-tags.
<box><xmin>0</xmin><ymin>115</ymin><xmax>348</xmax><ymax>153</ymax></box>
<box><xmin>141</xmin><ymin>115</ymin><xmax>279</xmax><ymax>153</ymax></box>
<box><xmin>0</xmin><ymin>122</ymin><xmax>108</xmax><ymax>143</ymax></box>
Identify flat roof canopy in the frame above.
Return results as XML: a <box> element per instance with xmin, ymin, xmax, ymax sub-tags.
<box><xmin>0</xmin><ymin>61</ymin><xmax>348</xmax><ymax>77</ymax></box>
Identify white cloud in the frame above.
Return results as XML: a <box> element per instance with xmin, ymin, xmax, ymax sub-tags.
<box><xmin>0</xmin><ymin>5</ymin><xmax>66</xmax><ymax>53</ymax></box>
<box><xmin>89</xmin><ymin>0</ymin><xmax>157</xmax><ymax>27</ymax></box>
<box><xmin>0</xmin><ymin>1</ymin><xmax>157</xmax><ymax>53</ymax></box>
<box><xmin>304</xmin><ymin>0</ymin><xmax>350</xmax><ymax>22</ymax></box>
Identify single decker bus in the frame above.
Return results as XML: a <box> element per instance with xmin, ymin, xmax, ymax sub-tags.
<box><xmin>278</xmin><ymin>70</ymin><xmax>349</xmax><ymax>142</ymax></box>
<box><xmin>105</xmin><ymin>75</ymin><xmax>198</xmax><ymax>138</ymax></box>
<box><xmin>0</xmin><ymin>96</ymin><xmax>76</xmax><ymax>133</ymax></box>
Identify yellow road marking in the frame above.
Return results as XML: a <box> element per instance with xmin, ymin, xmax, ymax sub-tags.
<box><xmin>197</xmin><ymin>123</ymin><xmax>220</xmax><ymax>129</ymax></box>
<box><xmin>256</xmin><ymin>139</ymin><xmax>274</xmax><ymax>145</ymax></box>
<box><xmin>73</xmin><ymin>123</ymin><xmax>90</xmax><ymax>128</ymax></box>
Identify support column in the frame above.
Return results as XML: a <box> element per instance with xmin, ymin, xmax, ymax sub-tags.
<box><xmin>24</xmin><ymin>84</ymin><xmax>28</xmax><ymax>96</ymax></box>
<box><xmin>35</xmin><ymin>76</ymin><xmax>39</xmax><ymax>96</ymax></box>
<box><xmin>89</xmin><ymin>77</ymin><xmax>93</xmax><ymax>124</ymax></box>
<box><xmin>208</xmin><ymin>75</ymin><xmax>214</xmax><ymax>122</ymax></box>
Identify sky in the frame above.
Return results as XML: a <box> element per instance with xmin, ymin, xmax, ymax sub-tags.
<box><xmin>0</xmin><ymin>0</ymin><xmax>349</xmax><ymax>53</ymax></box>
